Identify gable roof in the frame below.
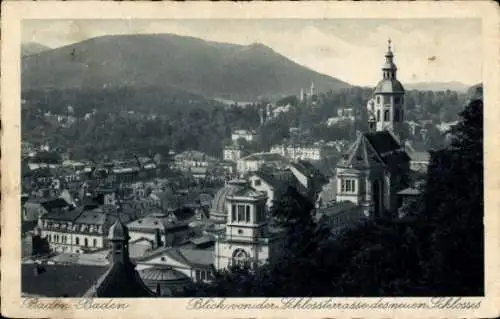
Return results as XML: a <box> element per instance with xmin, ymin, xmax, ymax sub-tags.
<box><xmin>364</xmin><ymin>131</ymin><xmax>411</xmax><ymax>169</ymax></box>
<box><xmin>84</xmin><ymin>262</ymin><xmax>155</xmax><ymax>297</ymax></box>
<box><xmin>40</xmin><ymin>198</ymin><xmax>70</xmax><ymax>210</ymax></box>
<box><xmin>289</xmin><ymin>160</ymin><xmax>327</xmax><ymax>183</ymax></box>
<box><xmin>363</xmin><ymin>131</ymin><xmax>402</xmax><ymax>155</ymax></box>
<box><xmin>338</xmin><ymin>131</ymin><xmax>410</xmax><ymax>171</ymax></box>
<box><xmin>41</xmin><ymin>206</ymin><xmax>85</xmax><ymax>222</ymax></box>
<box><xmin>250</xmin><ymin>170</ymin><xmax>285</xmax><ymax>190</ymax></box>
<box><xmin>337</xmin><ymin>133</ymin><xmax>384</xmax><ymax>169</ymax></box>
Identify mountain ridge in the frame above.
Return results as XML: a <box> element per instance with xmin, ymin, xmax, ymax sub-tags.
<box><xmin>22</xmin><ymin>33</ymin><xmax>351</xmax><ymax>101</ymax></box>
<box><xmin>21</xmin><ymin>42</ymin><xmax>52</xmax><ymax>57</ymax></box>
<box><xmin>404</xmin><ymin>81</ymin><xmax>470</xmax><ymax>92</ymax></box>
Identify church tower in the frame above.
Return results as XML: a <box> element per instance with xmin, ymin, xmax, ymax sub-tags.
<box><xmin>108</xmin><ymin>219</ymin><xmax>131</xmax><ymax>264</ymax></box>
<box><xmin>369</xmin><ymin>39</ymin><xmax>405</xmax><ymax>141</ymax></box>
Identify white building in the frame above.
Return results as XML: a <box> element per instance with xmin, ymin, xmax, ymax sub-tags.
<box><xmin>173</xmin><ymin>150</ymin><xmax>217</xmax><ymax>171</ymax></box>
<box><xmin>127</xmin><ymin>212</ymin><xmax>192</xmax><ymax>249</ymax></box>
<box><xmin>223</xmin><ymin>144</ymin><xmax>247</xmax><ymax>162</ymax></box>
<box><xmin>213</xmin><ymin>185</ymin><xmax>284</xmax><ymax>271</ymax></box>
<box><xmin>247</xmin><ymin>171</ymin><xmax>285</xmax><ymax>211</ymax></box>
<box><xmin>270</xmin><ymin>144</ymin><xmax>323</xmax><ymax>161</ymax></box>
<box><xmin>231</xmin><ymin>130</ymin><xmax>257</xmax><ymax>143</ymax></box>
<box><xmin>326</xmin><ymin>108</ymin><xmax>356</xmax><ymax>126</ymax></box>
<box><xmin>236</xmin><ymin>152</ymin><xmax>290</xmax><ymax>176</ymax></box>
<box><xmin>39</xmin><ymin>207</ymin><xmax>131</xmax><ymax>254</ymax></box>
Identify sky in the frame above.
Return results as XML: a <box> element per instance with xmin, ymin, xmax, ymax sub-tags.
<box><xmin>22</xmin><ymin>19</ymin><xmax>482</xmax><ymax>86</ymax></box>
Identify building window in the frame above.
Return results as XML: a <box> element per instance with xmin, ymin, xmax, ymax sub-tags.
<box><xmin>231</xmin><ymin>205</ymin><xmax>236</xmax><ymax>222</ymax></box>
<box><xmin>84</xmin><ymin>238</ymin><xmax>88</xmax><ymax>247</ymax></box>
<box><xmin>376</xmin><ymin>110</ymin><xmax>380</xmax><ymax>122</ymax></box>
<box><xmin>234</xmin><ymin>204</ymin><xmax>251</xmax><ymax>223</ymax></box>
<box><xmin>245</xmin><ymin>205</ymin><xmax>251</xmax><ymax>223</ymax></box>
<box><xmin>377</xmin><ymin>96</ymin><xmax>381</xmax><ymax>104</ymax></box>
<box><xmin>369</xmin><ymin>121</ymin><xmax>376</xmax><ymax>131</ymax></box>
<box><xmin>75</xmin><ymin>237</ymin><xmax>80</xmax><ymax>245</ymax></box>
<box><xmin>254</xmin><ymin>179</ymin><xmax>261</xmax><ymax>187</ymax></box>
<box><xmin>93</xmin><ymin>239</ymin><xmax>97</xmax><ymax>247</ymax></box>
<box><xmin>237</xmin><ymin>205</ymin><xmax>245</xmax><ymax>221</ymax></box>
<box><xmin>384</xmin><ymin>110</ymin><xmax>390</xmax><ymax>122</ymax></box>
<box><xmin>195</xmin><ymin>270</ymin><xmax>201</xmax><ymax>281</ymax></box>
<box><xmin>341</xmin><ymin>179</ymin><xmax>356</xmax><ymax>193</ymax></box>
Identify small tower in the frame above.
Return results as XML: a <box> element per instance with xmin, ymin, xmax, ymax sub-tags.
<box><xmin>372</xmin><ymin>39</ymin><xmax>405</xmax><ymax>141</ymax></box>
<box><xmin>310</xmin><ymin>82</ymin><xmax>316</xmax><ymax>96</ymax></box>
<box><xmin>213</xmin><ymin>185</ymin><xmax>283</xmax><ymax>270</ymax></box>
<box><xmin>108</xmin><ymin>219</ymin><xmax>130</xmax><ymax>264</ymax></box>
<box><xmin>258</xmin><ymin>108</ymin><xmax>265</xmax><ymax>125</ymax></box>
<box><xmin>266</xmin><ymin>103</ymin><xmax>272</xmax><ymax>118</ymax></box>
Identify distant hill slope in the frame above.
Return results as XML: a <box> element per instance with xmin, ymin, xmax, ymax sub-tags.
<box><xmin>21</xmin><ymin>34</ymin><xmax>351</xmax><ymax>101</ymax></box>
<box><xmin>405</xmin><ymin>81</ymin><xmax>469</xmax><ymax>92</ymax></box>
<box><xmin>22</xmin><ymin>42</ymin><xmax>51</xmax><ymax>57</ymax></box>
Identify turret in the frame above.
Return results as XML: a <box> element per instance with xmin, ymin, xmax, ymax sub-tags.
<box><xmin>108</xmin><ymin>219</ymin><xmax>130</xmax><ymax>264</ymax></box>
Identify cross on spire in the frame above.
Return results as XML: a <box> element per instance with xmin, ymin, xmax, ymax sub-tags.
<box><xmin>388</xmin><ymin>38</ymin><xmax>392</xmax><ymax>52</ymax></box>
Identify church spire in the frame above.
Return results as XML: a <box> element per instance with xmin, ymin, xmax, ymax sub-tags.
<box><xmin>382</xmin><ymin>38</ymin><xmax>397</xmax><ymax>80</ymax></box>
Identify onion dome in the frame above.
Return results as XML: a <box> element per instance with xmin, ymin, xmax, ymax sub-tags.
<box><xmin>374</xmin><ymin>79</ymin><xmax>405</xmax><ymax>94</ymax></box>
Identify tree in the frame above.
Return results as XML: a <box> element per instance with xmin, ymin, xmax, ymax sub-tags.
<box><xmin>417</xmin><ymin>96</ymin><xmax>483</xmax><ymax>295</ymax></box>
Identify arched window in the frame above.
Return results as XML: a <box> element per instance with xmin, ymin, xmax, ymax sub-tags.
<box><xmin>84</xmin><ymin>238</ymin><xmax>88</xmax><ymax>247</ymax></box>
<box><xmin>75</xmin><ymin>237</ymin><xmax>80</xmax><ymax>246</ymax></box>
<box><xmin>93</xmin><ymin>239</ymin><xmax>97</xmax><ymax>247</ymax></box>
<box><xmin>232</xmin><ymin>249</ymin><xmax>249</xmax><ymax>268</ymax></box>
<box><xmin>376</xmin><ymin>110</ymin><xmax>380</xmax><ymax>122</ymax></box>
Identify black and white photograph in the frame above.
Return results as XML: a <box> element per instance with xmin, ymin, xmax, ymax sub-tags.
<box><xmin>1</xmin><ymin>1</ymin><xmax>498</xmax><ymax>318</ymax></box>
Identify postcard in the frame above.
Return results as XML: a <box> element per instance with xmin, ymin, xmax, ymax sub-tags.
<box><xmin>1</xmin><ymin>1</ymin><xmax>499</xmax><ymax>318</ymax></box>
